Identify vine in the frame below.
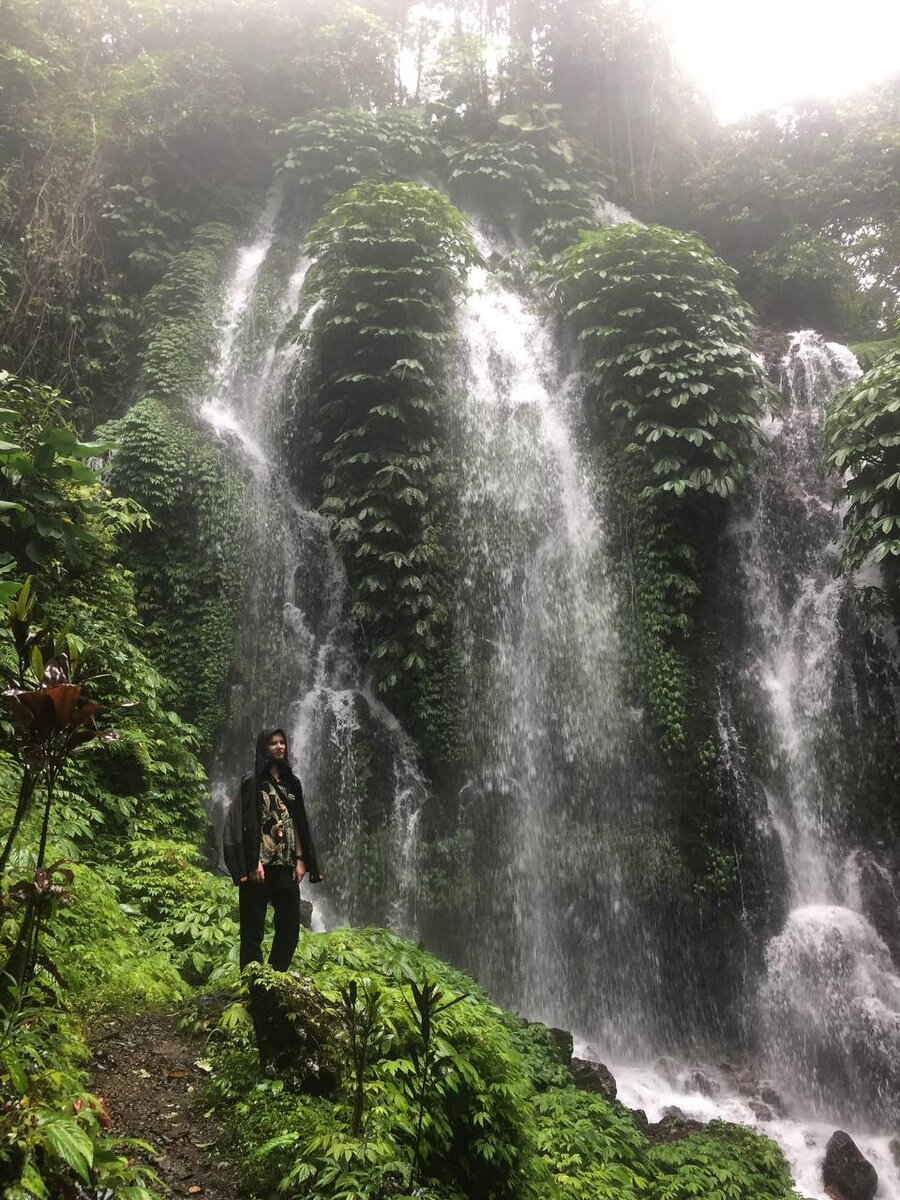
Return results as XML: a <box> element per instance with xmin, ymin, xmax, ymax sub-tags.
<box><xmin>302</xmin><ymin>182</ymin><xmax>477</xmax><ymax>719</ymax></box>
<box><xmin>548</xmin><ymin>224</ymin><xmax>767</xmax><ymax>752</ymax></box>
<box><xmin>825</xmin><ymin>347</ymin><xmax>900</xmax><ymax>571</ymax></box>
<box><xmin>278</xmin><ymin>110</ymin><xmax>442</xmax><ymax>215</ymax></box>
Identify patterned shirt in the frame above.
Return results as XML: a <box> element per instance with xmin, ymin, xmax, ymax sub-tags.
<box><xmin>258</xmin><ymin>778</ymin><xmax>297</xmax><ymax>867</ymax></box>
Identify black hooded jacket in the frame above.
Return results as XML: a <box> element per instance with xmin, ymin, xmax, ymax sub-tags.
<box><xmin>222</xmin><ymin>728</ymin><xmax>322</xmax><ymax>885</ymax></box>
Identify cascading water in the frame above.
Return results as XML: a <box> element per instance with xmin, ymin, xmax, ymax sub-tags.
<box><xmin>448</xmin><ymin>250</ymin><xmax>673</xmax><ymax>1051</ymax></box>
<box><xmin>195</xmin><ymin>203</ymin><xmax>900</xmax><ymax>1194</ymax></box>
<box><xmin>201</xmin><ymin>195</ymin><xmax>427</xmax><ymax>934</ymax></box>
<box><xmin>725</xmin><ymin>332</ymin><xmax>900</xmax><ymax>1127</ymax></box>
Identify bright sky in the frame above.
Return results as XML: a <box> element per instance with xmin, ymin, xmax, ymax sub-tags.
<box><xmin>647</xmin><ymin>0</ymin><xmax>900</xmax><ymax>122</ymax></box>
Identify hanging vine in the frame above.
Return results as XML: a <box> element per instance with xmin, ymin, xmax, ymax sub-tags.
<box><xmin>548</xmin><ymin>223</ymin><xmax>768</xmax><ymax>752</ymax></box>
<box><xmin>302</xmin><ymin>182</ymin><xmax>478</xmax><ymax>723</ymax></box>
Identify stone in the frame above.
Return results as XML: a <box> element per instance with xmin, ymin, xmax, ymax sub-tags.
<box><xmin>246</xmin><ymin>965</ymin><xmax>342</xmax><ymax>1095</ymax></box>
<box><xmin>856</xmin><ymin>853</ymin><xmax>900</xmax><ymax>970</ymax></box>
<box><xmin>647</xmin><ymin>1111</ymin><xmax>705</xmax><ymax>1143</ymax></box>
<box><xmin>299</xmin><ymin>898</ymin><xmax>313</xmax><ymax>929</ymax></box>
<box><xmin>759</xmin><ymin>1084</ymin><xmax>787</xmax><ymax>1116</ymax></box>
<box><xmin>822</xmin><ymin>1130</ymin><xmax>878</xmax><ymax>1200</ymax></box>
<box><xmin>748</xmin><ymin>1100</ymin><xmax>773</xmax><ymax>1122</ymax></box>
<box><xmin>889</xmin><ymin>1136</ymin><xmax>900</xmax><ymax>1173</ymax></box>
<box><xmin>631</xmin><ymin>1108</ymin><xmax>650</xmax><ymax>1134</ymax></box>
<box><xmin>545</xmin><ymin>1026</ymin><xmax>574</xmax><ymax>1066</ymax></box>
<box><xmin>684</xmin><ymin>1068</ymin><xmax>719</xmax><ymax>1098</ymax></box>
<box><xmin>661</xmin><ymin>1105</ymin><xmax>688</xmax><ymax>1120</ymax></box>
<box><xmin>653</xmin><ymin>1055</ymin><xmax>679</xmax><ymax>1085</ymax></box>
<box><xmin>570</xmin><ymin>1057</ymin><xmax>617</xmax><ymax>1101</ymax></box>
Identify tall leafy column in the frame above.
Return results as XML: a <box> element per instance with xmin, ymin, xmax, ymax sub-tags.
<box><xmin>303</xmin><ymin>183</ymin><xmax>477</xmax><ymax>726</ymax></box>
<box><xmin>548</xmin><ymin>223</ymin><xmax>767</xmax><ymax>753</ymax></box>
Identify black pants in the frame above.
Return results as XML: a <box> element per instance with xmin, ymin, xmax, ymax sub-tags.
<box><xmin>239</xmin><ymin>864</ymin><xmax>301</xmax><ymax>971</ymax></box>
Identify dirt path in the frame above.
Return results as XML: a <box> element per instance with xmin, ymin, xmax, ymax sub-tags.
<box><xmin>91</xmin><ymin>1011</ymin><xmax>239</xmax><ymax>1200</ymax></box>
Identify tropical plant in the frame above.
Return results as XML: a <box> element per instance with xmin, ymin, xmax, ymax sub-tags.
<box><xmin>825</xmin><ymin>346</ymin><xmax>900</xmax><ymax>570</ymax></box>
<box><xmin>303</xmin><ymin>182</ymin><xmax>478</xmax><ymax>701</ymax></box>
<box><xmin>279</xmin><ymin>109</ymin><xmax>442</xmax><ymax>214</ymax></box>
<box><xmin>547</xmin><ymin>223</ymin><xmax>766</xmax><ymax>753</ymax></box>
<box><xmin>548</xmin><ymin>224</ymin><xmax>766</xmax><ymax>501</ymax></box>
<box><xmin>0</xmin><ymin>372</ymin><xmax>143</xmax><ymax>577</ymax></box>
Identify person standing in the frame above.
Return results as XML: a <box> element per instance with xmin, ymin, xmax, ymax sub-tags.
<box><xmin>223</xmin><ymin>727</ymin><xmax>323</xmax><ymax>971</ymax></box>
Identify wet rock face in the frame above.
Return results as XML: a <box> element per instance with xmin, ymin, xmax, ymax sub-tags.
<box><xmin>246</xmin><ymin>966</ymin><xmax>343</xmax><ymax>1095</ymax></box>
<box><xmin>570</xmin><ymin>1057</ymin><xmax>617</xmax><ymax>1101</ymax></box>
<box><xmin>822</xmin><ymin>1130</ymin><xmax>878</xmax><ymax>1200</ymax></box>
<box><xmin>544</xmin><ymin>1026</ymin><xmax>574</xmax><ymax>1066</ymax></box>
<box><xmin>856</xmin><ymin>853</ymin><xmax>900</xmax><ymax>970</ymax></box>
<box><xmin>647</xmin><ymin>1111</ymin><xmax>705</xmax><ymax>1143</ymax></box>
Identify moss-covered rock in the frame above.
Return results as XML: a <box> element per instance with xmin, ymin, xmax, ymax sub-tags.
<box><xmin>246</xmin><ymin>965</ymin><xmax>343</xmax><ymax>1094</ymax></box>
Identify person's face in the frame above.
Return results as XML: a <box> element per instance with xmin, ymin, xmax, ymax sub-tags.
<box><xmin>267</xmin><ymin>732</ymin><xmax>287</xmax><ymax>760</ymax></box>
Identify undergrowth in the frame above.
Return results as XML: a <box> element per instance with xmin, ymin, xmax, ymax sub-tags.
<box><xmin>200</xmin><ymin>927</ymin><xmax>798</xmax><ymax>1200</ymax></box>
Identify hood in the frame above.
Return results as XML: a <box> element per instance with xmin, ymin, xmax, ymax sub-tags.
<box><xmin>254</xmin><ymin>727</ymin><xmax>292</xmax><ymax>778</ymax></box>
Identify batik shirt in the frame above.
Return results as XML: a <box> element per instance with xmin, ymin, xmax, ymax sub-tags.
<box><xmin>258</xmin><ymin>778</ymin><xmax>297</xmax><ymax>867</ymax></box>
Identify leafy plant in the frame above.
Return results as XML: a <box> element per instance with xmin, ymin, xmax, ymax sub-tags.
<box><xmin>279</xmin><ymin>109</ymin><xmax>442</xmax><ymax>215</ymax></box>
<box><xmin>303</xmin><ymin>182</ymin><xmax>478</xmax><ymax>704</ymax></box>
<box><xmin>825</xmin><ymin>347</ymin><xmax>900</xmax><ymax>570</ymax></box>
<box><xmin>547</xmin><ymin>224</ymin><xmax>767</xmax><ymax>752</ymax></box>
<box><xmin>403</xmin><ymin>975</ymin><xmax>468</xmax><ymax>1184</ymax></box>
<box><xmin>338</xmin><ymin>977</ymin><xmax>387</xmax><ymax>1136</ymax></box>
<box><xmin>548</xmin><ymin>224</ymin><xmax>766</xmax><ymax>502</ymax></box>
<box><xmin>202</xmin><ymin>927</ymin><xmax>797</xmax><ymax>1200</ymax></box>
<box><xmin>0</xmin><ymin>372</ymin><xmax>142</xmax><ymax>576</ymax></box>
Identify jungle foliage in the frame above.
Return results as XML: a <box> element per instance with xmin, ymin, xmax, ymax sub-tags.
<box><xmin>548</xmin><ymin>224</ymin><xmax>767</xmax><ymax>750</ymax></box>
<box><xmin>202</xmin><ymin>927</ymin><xmax>797</xmax><ymax>1200</ymax></box>
<box><xmin>303</xmin><ymin>182</ymin><xmax>477</xmax><ymax>710</ymax></box>
<box><xmin>663</xmin><ymin>84</ymin><xmax>900</xmax><ymax>338</ymax></box>
<box><xmin>826</xmin><ymin>348</ymin><xmax>900</xmax><ymax>571</ymax></box>
<box><xmin>0</xmin><ymin>2</ymin><xmax>898</xmax><ymax>1196</ymax></box>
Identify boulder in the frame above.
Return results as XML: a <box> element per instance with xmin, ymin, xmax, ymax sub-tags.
<box><xmin>631</xmin><ymin>1108</ymin><xmax>650</xmax><ymax>1134</ymax></box>
<box><xmin>748</xmin><ymin>1100</ymin><xmax>773</xmax><ymax>1123</ymax></box>
<box><xmin>653</xmin><ymin>1055</ymin><xmax>679</xmax><ymax>1085</ymax></box>
<box><xmin>889</xmin><ymin>1136</ymin><xmax>900</xmax><ymax>1173</ymax></box>
<box><xmin>647</xmin><ymin>1110</ymin><xmax>705</xmax><ymax>1143</ymax></box>
<box><xmin>246</xmin><ymin>965</ymin><xmax>342</xmax><ymax>1095</ymax></box>
<box><xmin>684</xmin><ymin>1068</ymin><xmax>719</xmax><ymax>1098</ymax></box>
<box><xmin>299</xmin><ymin>897</ymin><xmax>313</xmax><ymax>929</ymax></box>
<box><xmin>822</xmin><ymin>1130</ymin><xmax>878</xmax><ymax>1200</ymax></box>
<box><xmin>759</xmin><ymin>1084</ymin><xmax>787</xmax><ymax>1117</ymax></box>
<box><xmin>570</xmin><ymin>1057</ymin><xmax>617</xmax><ymax>1101</ymax></box>
<box><xmin>545</xmin><ymin>1026</ymin><xmax>574</xmax><ymax>1066</ymax></box>
<box><xmin>856</xmin><ymin>854</ymin><xmax>900</xmax><ymax>969</ymax></box>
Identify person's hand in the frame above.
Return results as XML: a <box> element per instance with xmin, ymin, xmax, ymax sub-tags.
<box><xmin>250</xmin><ymin>864</ymin><xmax>264</xmax><ymax>883</ymax></box>
<box><xmin>294</xmin><ymin>860</ymin><xmax>306</xmax><ymax>884</ymax></box>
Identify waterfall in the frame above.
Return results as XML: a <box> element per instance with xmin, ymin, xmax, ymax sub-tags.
<box><xmin>201</xmin><ymin>196</ymin><xmax>427</xmax><ymax>934</ymax></box>
<box><xmin>725</xmin><ymin>331</ymin><xmax>900</xmax><ymax>1125</ymax></box>
<box><xmin>448</xmin><ymin>254</ymin><xmax>671</xmax><ymax>1051</ymax></box>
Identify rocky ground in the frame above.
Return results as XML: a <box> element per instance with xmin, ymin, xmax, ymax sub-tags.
<box><xmin>90</xmin><ymin>1011</ymin><xmax>238</xmax><ymax>1200</ymax></box>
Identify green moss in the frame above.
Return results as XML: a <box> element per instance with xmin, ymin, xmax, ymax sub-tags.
<box><xmin>102</xmin><ymin>397</ymin><xmax>249</xmax><ymax>750</ymax></box>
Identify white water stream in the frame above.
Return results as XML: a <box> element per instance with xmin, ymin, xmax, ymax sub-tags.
<box><xmin>449</xmin><ymin>243</ymin><xmax>673</xmax><ymax>1050</ymax></box>
<box><xmin>200</xmin><ymin>191</ymin><xmax>427</xmax><ymax>934</ymax></box>
<box><xmin>196</xmin><ymin>198</ymin><xmax>900</xmax><ymax>1197</ymax></box>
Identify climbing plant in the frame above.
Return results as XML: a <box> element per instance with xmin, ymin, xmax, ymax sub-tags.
<box><xmin>302</xmin><ymin>182</ymin><xmax>478</xmax><ymax>710</ymax></box>
<box><xmin>102</xmin><ymin>398</ymin><xmax>248</xmax><ymax>751</ymax></box>
<box><xmin>548</xmin><ymin>224</ymin><xmax>767</xmax><ymax>751</ymax></box>
<box><xmin>137</xmin><ymin>221</ymin><xmax>236</xmax><ymax>405</ymax></box>
<box><xmin>278</xmin><ymin>110</ymin><xmax>442</xmax><ymax>215</ymax></box>
<box><xmin>826</xmin><ymin>347</ymin><xmax>900</xmax><ymax>570</ymax></box>
<box><xmin>445</xmin><ymin>108</ymin><xmax>608</xmax><ymax>257</ymax></box>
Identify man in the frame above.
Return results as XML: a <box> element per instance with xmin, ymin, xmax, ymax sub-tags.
<box><xmin>223</xmin><ymin>727</ymin><xmax>323</xmax><ymax>971</ymax></box>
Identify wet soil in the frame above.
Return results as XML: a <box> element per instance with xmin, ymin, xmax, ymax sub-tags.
<box><xmin>90</xmin><ymin>1011</ymin><xmax>239</xmax><ymax>1200</ymax></box>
